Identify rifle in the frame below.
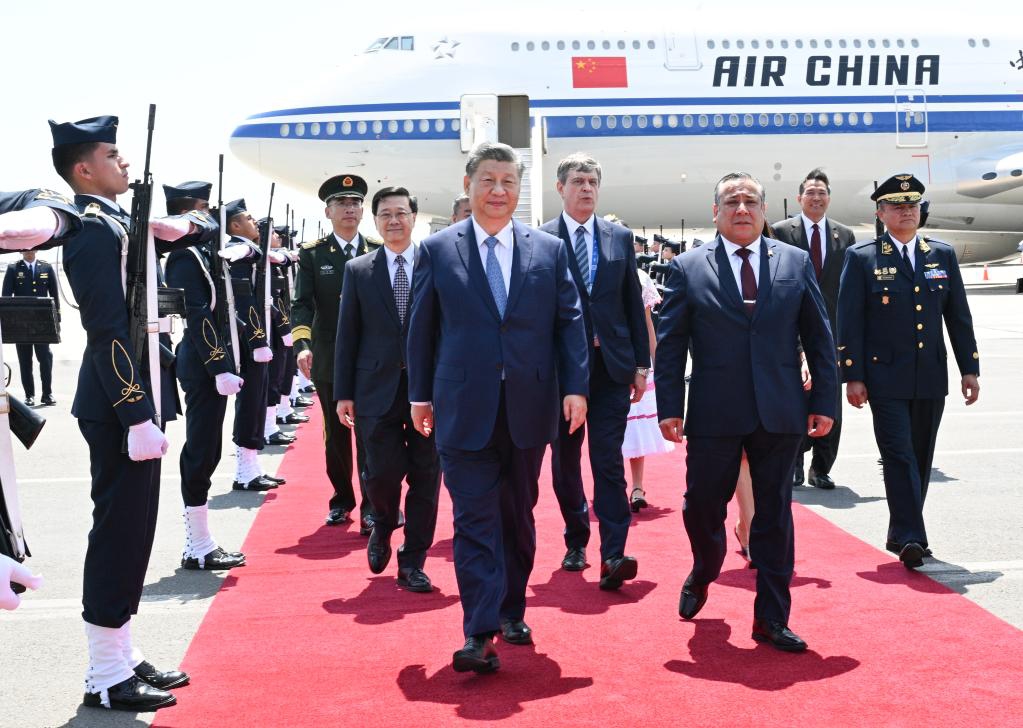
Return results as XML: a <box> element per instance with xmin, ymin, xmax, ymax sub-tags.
<box><xmin>254</xmin><ymin>183</ymin><xmax>275</xmax><ymax>351</ymax></box>
<box><xmin>873</xmin><ymin>180</ymin><xmax>885</xmax><ymax>240</ymax></box>
<box><xmin>215</xmin><ymin>154</ymin><xmax>242</xmax><ymax>374</ymax></box>
<box><xmin>125</xmin><ymin>104</ymin><xmax>161</xmax><ymax>429</ymax></box>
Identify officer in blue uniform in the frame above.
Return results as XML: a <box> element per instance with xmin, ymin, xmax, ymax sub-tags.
<box><xmin>50</xmin><ymin>115</ymin><xmax>216</xmax><ymax>711</ymax></box>
<box><xmin>3</xmin><ymin>250</ymin><xmax>60</xmax><ymax>405</ymax></box>
<box><xmin>164</xmin><ymin>182</ymin><xmax>247</xmax><ymax>570</ymax></box>
<box><xmin>837</xmin><ymin>174</ymin><xmax>980</xmax><ymax>569</ymax></box>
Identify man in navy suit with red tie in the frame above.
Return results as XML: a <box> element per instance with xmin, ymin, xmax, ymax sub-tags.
<box><xmin>656</xmin><ymin>172</ymin><xmax>837</xmax><ymax>652</ymax></box>
<box><xmin>408</xmin><ymin>142</ymin><xmax>589</xmax><ymax>674</ymax></box>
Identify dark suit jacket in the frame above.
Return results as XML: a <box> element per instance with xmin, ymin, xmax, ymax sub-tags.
<box><xmin>407</xmin><ymin>218</ymin><xmax>589</xmax><ymax>451</ymax></box>
<box><xmin>333</xmin><ymin>245</ymin><xmax>412</xmax><ymax>417</ymax></box>
<box><xmin>655</xmin><ymin>236</ymin><xmax>838</xmax><ymax>436</ymax></box>
<box><xmin>3</xmin><ymin>259</ymin><xmax>59</xmax><ymax>305</ymax></box>
<box><xmin>539</xmin><ymin>214</ymin><xmax>649</xmax><ymax>383</ymax></box>
<box><xmin>165</xmin><ymin>245</ymin><xmax>234</xmax><ymax>381</ymax></box>
<box><xmin>771</xmin><ymin>215</ymin><xmax>856</xmax><ymax>328</ymax></box>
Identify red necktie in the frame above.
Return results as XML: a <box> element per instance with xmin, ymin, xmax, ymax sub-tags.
<box><xmin>810</xmin><ymin>223</ymin><xmax>823</xmax><ymax>281</ymax></box>
<box><xmin>735</xmin><ymin>247</ymin><xmax>758</xmax><ymax>316</ymax></box>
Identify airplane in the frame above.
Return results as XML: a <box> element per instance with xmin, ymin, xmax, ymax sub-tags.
<box><xmin>229</xmin><ymin>10</ymin><xmax>1023</xmax><ymax>262</ymax></box>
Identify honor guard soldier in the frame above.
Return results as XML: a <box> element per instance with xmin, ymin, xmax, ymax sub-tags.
<box><xmin>3</xmin><ymin>250</ymin><xmax>60</xmax><ymax>406</ymax></box>
<box><xmin>218</xmin><ymin>200</ymin><xmax>283</xmax><ymax>491</ymax></box>
<box><xmin>837</xmin><ymin>174</ymin><xmax>980</xmax><ymax>569</ymax></box>
<box><xmin>164</xmin><ymin>182</ymin><xmax>247</xmax><ymax>570</ymax></box>
<box><xmin>271</xmin><ymin>224</ymin><xmax>309</xmax><ymax>426</ymax></box>
<box><xmin>50</xmin><ymin>115</ymin><xmax>216</xmax><ymax>711</ymax></box>
<box><xmin>291</xmin><ymin>174</ymin><xmax>381</xmax><ymax>528</ymax></box>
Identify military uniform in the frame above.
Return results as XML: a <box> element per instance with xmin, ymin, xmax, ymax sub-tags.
<box><xmin>0</xmin><ymin>188</ymin><xmax>82</xmax><ymax>250</ymax></box>
<box><xmin>837</xmin><ymin>174</ymin><xmax>979</xmax><ymax>565</ymax></box>
<box><xmin>291</xmin><ymin>174</ymin><xmax>380</xmax><ymax>521</ymax></box>
<box><xmin>3</xmin><ymin>257</ymin><xmax>59</xmax><ymax>403</ymax></box>
<box><xmin>228</xmin><ymin>233</ymin><xmax>271</xmax><ymax>452</ymax></box>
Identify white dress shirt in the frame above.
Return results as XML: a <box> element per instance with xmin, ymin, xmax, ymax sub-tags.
<box><xmin>720</xmin><ymin>235</ymin><xmax>762</xmax><ymax>294</ymax></box>
<box><xmin>333</xmin><ymin>232</ymin><xmax>359</xmax><ymax>256</ymax></box>
<box><xmin>890</xmin><ymin>233</ymin><xmax>918</xmax><ymax>271</ymax></box>
<box><xmin>383</xmin><ymin>241</ymin><xmax>417</xmax><ymax>287</ymax></box>
<box><xmin>472</xmin><ymin>217</ymin><xmax>513</xmax><ymax>292</ymax></box>
<box><xmin>801</xmin><ymin>213</ymin><xmax>828</xmax><ymax>266</ymax></box>
<box><xmin>562</xmin><ymin>211</ymin><xmax>596</xmax><ymax>271</ymax></box>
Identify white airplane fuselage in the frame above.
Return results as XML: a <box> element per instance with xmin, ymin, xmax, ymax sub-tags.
<box><xmin>231</xmin><ymin>20</ymin><xmax>1023</xmax><ymax>261</ymax></box>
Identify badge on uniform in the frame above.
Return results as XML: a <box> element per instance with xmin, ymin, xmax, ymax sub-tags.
<box><xmin>319</xmin><ymin>264</ymin><xmax>335</xmax><ymax>274</ymax></box>
<box><xmin>881</xmin><ymin>240</ymin><xmax>894</xmax><ymax>256</ymax></box>
<box><xmin>924</xmin><ymin>269</ymin><xmax>948</xmax><ymax>280</ymax></box>
<box><xmin>881</xmin><ymin>295</ymin><xmax>890</xmax><ymax>305</ymax></box>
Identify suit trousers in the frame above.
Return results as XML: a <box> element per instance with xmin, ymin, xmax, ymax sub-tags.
<box><xmin>15</xmin><ymin>342</ymin><xmax>53</xmax><ymax>398</ymax></box>
<box><xmin>550</xmin><ymin>348</ymin><xmax>632</xmax><ymax>560</ymax></box>
<box><xmin>177</xmin><ymin>352</ymin><xmax>228</xmax><ymax>507</ymax></box>
<box><xmin>684</xmin><ymin>425</ymin><xmax>802</xmax><ymax>624</ymax></box>
<box><xmin>233</xmin><ymin>360</ymin><xmax>268</xmax><ymax>450</ymax></box>
<box><xmin>802</xmin><ymin>378</ymin><xmax>843</xmax><ymax>475</ymax></box>
<box><xmin>356</xmin><ymin>372</ymin><xmax>441</xmax><ymax>569</ymax></box>
<box><xmin>869</xmin><ymin>397</ymin><xmax>945</xmax><ymax>548</ymax></box>
<box><xmin>79</xmin><ymin>419</ymin><xmax>161</xmax><ymax>628</ymax></box>
<box><xmin>439</xmin><ymin>387</ymin><xmax>544</xmax><ymax>638</ymax></box>
<box><xmin>314</xmin><ymin>378</ymin><xmax>369</xmax><ymax>518</ymax></box>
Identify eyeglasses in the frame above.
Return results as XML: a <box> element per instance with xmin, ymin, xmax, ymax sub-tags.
<box><xmin>328</xmin><ymin>199</ymin><xmax>363</xmax><ymax>209</ymax></box>
<box><xmin>375</xmin><ymin>211</ymin><xmax>413</xmax><ymax>222</ymax></box>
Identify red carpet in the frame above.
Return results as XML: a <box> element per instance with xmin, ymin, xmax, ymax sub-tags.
<box><xmin>154</xmin><ymin>400</ymin><xmax>1023</xmax><ymax>727</ymax></box>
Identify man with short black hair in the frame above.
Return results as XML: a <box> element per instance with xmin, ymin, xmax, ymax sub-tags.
<box><xmin>450</xmin><ymin>193</ymin><xmax>471</xmax><ymax>223</ymax></box>
<box><xmin>3</xmin><ymin>249</ymin><xmax>59</xmax><ymax>406</ymax></box>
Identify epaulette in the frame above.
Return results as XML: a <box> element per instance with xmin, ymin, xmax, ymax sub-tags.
<box><xmin>184</xmin><ymin>209</ymin><xmax>213</xmax><ymax>226</ymax></box>
<box><xmin>83</xmin><ymin>202</ymin><xmax>102</xmax><ymax>217</ymax></box>
<box><xmin>34</xmin><ymin>188</ymin><xmax>75</xmax><ymax>206</ymax></box>
<box><xmin>365</xmin><ymin>235</ymin><xmax>383</xmax><ymax>245</ymax></box>
<box><xmin>301</xmin><ymin>237</ymin><xmax>327</xmax><ymax>250</ymax></box>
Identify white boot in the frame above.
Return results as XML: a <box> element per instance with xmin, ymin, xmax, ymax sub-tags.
<box><xmin>118</xmin><ymin>618</ymin><xmax>146</xmax><ymax>671</ymax></box>
<box><xmin>264</xmin><ymin>406</ymin><xmax>279</xmax><ymax>439</ymax></box>
<box><xmin>297</xmin><ymin>369</ymin><xmax>312</xmax><ymax>389</ymax></box>
<box><xmin>235</xmin><ymin>446</ymin><xmax>262</xmax><ymax>484</ymax></box>
<box><xmin>183</xmin><ymin>505</ymin><xmax>218</xmax><ymax>564</ymax></box>
<box><xmin>276</xmin><ymin>396</ymin><xmax>294</xmax><ymax>419</ymax></box>
<box><xmin>84</xmin><ymin>621</ymin><xmax>134</xmax><ymax>705</ymax></box>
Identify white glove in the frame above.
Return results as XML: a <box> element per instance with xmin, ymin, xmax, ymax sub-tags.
<box><xmin>281</xmin><ymin>333</ymin><xmax>294</xmax><ymax>347</ymax></box>
<box><xmin>215</xmin><ymin>372</ymin><xmax>244</xmax><ymax>396</ymax></box>
<box><xmin>0</xmin><ymin>554</ymin><xmax>43</xmax><ymax>611</ymax></box>
<box><xmin>0</xmin><ymin>206</ymin><xmax>60</xmax><ymax>250</ymax></box>
<box><xmin>150</xmin><ymin>215</ymin><xmax>192</xmax><ymax>242</ymax></box>
<box><xmin>253</xmin><ymin>346</ymin><xmax>274</xmax><ymax>363</ymax></box>
<box><xmin>218</xmin><ymin>244</ymin><xmax>253</xmax><ymax>263</ymax></box>
<box><xmin>286</xmin><ymin>249</ymin><xmax>300</xmax><ymax>261</ymax></box>
<box><xmin>268</xmin><ymin>249</ymin><xmax>287</xmax><ymax>264</ymax></box>
<box><xmin>127</xmin><ymin>419</ymin><xmax>169</xmax><ymax>461</ymax></box>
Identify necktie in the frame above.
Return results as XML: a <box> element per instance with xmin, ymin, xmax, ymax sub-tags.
<box><xmin>393</xmin><ymin>254</ymin><xmax>409</xmax><ymax>325</ymax></box>
<box><xmin>902</xmin><ymin>244</ymin><xmax>912</xmax><ymax>272</ymax></box>
<box><xmin>735</xmin><ymin>247</ymin><xmax>758</xmax><ymax>316</ymax></box>
<box><xmin>574</xmin><ymin>225</ymin><xmax>591</xmax><ymax>292</ymax></box>
<box><xmin>484</xmin><ymin>237</ymin><xmax>507</xmax><ymax>317</ymax></box>
<box><xmin>810</xmin><ymin>223</ymin><xmax>823</xmax><ymax>281</ymax></box>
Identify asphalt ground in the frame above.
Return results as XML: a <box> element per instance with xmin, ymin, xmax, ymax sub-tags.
<box><xmin>0</xmin><ymin>258</ymin><xmax>1020</xmax><ymax>728</ymax></box>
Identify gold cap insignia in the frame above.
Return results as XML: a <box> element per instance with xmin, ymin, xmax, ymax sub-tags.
<box><xmin>342</xmin><ymin>176</ymin><xmax>354</xmax><ymax>187</ymax></box>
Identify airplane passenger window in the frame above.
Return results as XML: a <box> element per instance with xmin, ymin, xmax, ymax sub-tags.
<box><xmin>372</xmin><ymin>121</ymin><xmax>382</xmax><ymax>134</ymax></box>
<box><xmin>542</xmin><ymin>41</ymin><xmax>550</xmax><ymax>50</ymax></box>
<box><xmin>911</xmin><ymin>39</ymin><xmax>919</xmax><ymax>48</ymax></box>
<box><xmin>882</xmin><ymin>39</ymin><xmax>891</xmax><ymax>48</ymax></box>
<box><xmin>403</xmin><ymin>120</ymin><xmax>413</xmax><ymax>133</ymax></box>
<box><xmin>681</xmin><ymin>115</ymin><xmax>691</xmax><ymax>128</ymax></box>
<box><xmin>434</xmin><ymin>119</ymin><xmax>444</xmax><ymax>132</ymax></box>
<box><xmin>342</xmin><ymin>121</ymin><xmax>352</xmax><ymax>135</ymax></box>
<box><xmin>618</xmin><ymin>40</ymin><xmax>626</xmax><ymax>50</ymax></box>
<box><xmin>833</xmin><ymin>113</ymin><xmax>843</xmax><ymax>126</ymax></box>
<box><xmin>743</xmin><ymin>114</ymin><xmax>753</xmax><ymax>127</ymax></box>
<box><xmin>982</xmin><ymin>38</ymin><xmax>990</xmax><ymax>47</ymax></box>
<box><xmin>587</xmin><ymin>40</ymin><xmax>596</xmax><ymax>50</ymax></box>
<box><xmin>401</xmin><ymin>37</ymin><xmax>414</xmax><ymax>50</ymax></box>
<box><xmin>668</xmin><ymin>114</ymin><xmax>680</xmax><ymax>128</ymax></box>
<box><xmin>698</xmin><ymin>115</ymin><xmax>708</xmax><ymax>128</ymax></box>
<box><xmin>452</xmin><ymin>119</ymin><xmax>460</xmax><ymax>132</ymax></box>
<box><xmin>576</xmin><ymin>117</ymin><xmax>585</xmax><ymax>129</ymax></box>
<box><xmin>280</xmin><ymin>124</ymin><xmax>289</xmax><ymax>137</ymax></box>
<box><xmin>557</xmin><ymin>41</ymin><xmax>565</xmax><ymax>50</ymax></box>
<box><xmin>968</xmin><ymin>39</ymin><xmax>976</xmax><ymax>47</ymax></box>
<box><xmin>809</xmin><ymin>40</ymin><xmax>818</xmax><ymax>49</ymax></box>
<box><xmin>637</xmin><ymin>115</ymin><xmax>648</xmax><ymax>128</ymax></box>
<box><xmin>849</xmin><ymin>112</ymin><xmax>858</xmax><ymax>125</ymax></box>
<box><xmin>419</xmin><ymin>120</ymin><xmax>429</xmax><ymax>133</ymax></box>
<box><xmin>622</xmin><ymin>115</ymin><xmax>633</xmax><ymax>129</ymax></box>
<box><xmin>839</xmin><ymin>39</ymin><xmax>847</xmax><ymax>48</ymax></box>
<box><xmin>512</xmin><ymin>42</ymin><xmax>519</xmax><ymax>51</ymax></box>
<box><xmin>854</xmin><ymin>39</ymin><xmax>862</xmax><ymax>48</ymax></box>
<box><xmin>780</xmin><ymin>39</ymin><xmax>789</xmax><ymax>49</ymax></box>
<box><xmin>868</xmin><ymin>39</ymin><xmax>876</xmax><ymax>48</ymax></box>
<box><xmin>311</xmin><ymin>122</ymin><xmax>320</xmax><ymax>136</ymax></box>
<box><xmin>773</xmin><ymin>113</ymin><xmax>783</xmax><ymax>126</ymax></box>
<box><xmin>647</xmin><ymin>40</ymin><xmax>655</xmax><ymax>49</ymax></box>
<box><xmin>357</xmin><ymin>121</ymin><xmax>367</xmax><ymax>134</ymax></box>
<box><xmin>897</xmin><ymin>39</ymin><xmax>905</xmax><ymax>48</ymax></box>
<box><xmin>526</xmin><ymin>41</ymin><xmax>535</xmax><ymax>51</ymax></box>
<box><xmin>652</xmin><ymin>115</ymin><xmax>663</xmax><ymax>128</ymax></box>
<box><xmin>788</xmin><ymin>113</ymin><xmax>797</xmax><ymax>126</ymax></box>
<box><xmin>327</xmin><ymin>122</ymin><xmax>336</xmax><ymax>135</ymax></box>
<box><xmin>818</xmin><ymin>113</ymin><xmax>829</xmax><ymax>127</ymax></box>
<box><xmin>863</xmin><ymin>112</ymin><xmax>873</xmax><ymax>125</ymax></box>
<box><xmin>632</xmin><ymin>40</ymin><xmax>640</xmax><ymax>49</ymax></box>
<box><xmin>296</xmin><ymin>123</ymin><xmax>305</xmax><ymax>136</ymax></box>
<box><xmin>737</xmin><ymin>40</ymin><xmax>745</xmax><ymax>49</ymax></box>
<box><xmin>713</xmin><ymin>114</ymin><xmax>723</xmax><ymax>127</ymax></box>
<box><xmin>607</xmin><ymin>116</ymin><xmax>618</xmax><ymax>129</ymax></box>
<box><xmin>795</xmin><ymin>40</ymin><xmax>803</xmax><ymax>49</ymax></box>
<box><xmin>572</xmin><ymin>40</ymin><xmax>581</xmax><ymax>50</ymax></box>
<box><xmin>804</xmin><ymin>113</ymin><xmax>814</xmax><ymax>126</ymax></box>
<box><xmin>722</xmin><ymin>40</ymin><xmax>730</xmax><ymax>49</ymax></box>
<box><xmin>766</xmin><ymin>40</ymin><xmax>774</xmax><ymax>49</ymax></box>
<box><xmin>603</xmin><ymin>40</ymin><xmax>611</xmax><ymax>50</ymax></box>
<box><xmin>590</xmin><ymin>115</ymin><xmax>602</xmax><ymax>129</ymax></box>
<box><xmin>824</xmin><ymin>39</ymin><xmax>832</xmax><ymax>49</ymax></box>
<box><xmin>751</xmin><ymin>40</ymin><xmax>759</xmax><ymax>49</ymax></box>
<box><xmin>914</xmin><ymin>111</ymin><xmax>924</xmax><ymax>124</ymax></box>
<box><xmin>759</xmin><ymin>113</ymin><xmax>769</xmax><ymax>127</ymax></box>
<box><xmin>387</xmin><ymin>120</ymin><xmax>398</xmax><ymax>133</ymax></box>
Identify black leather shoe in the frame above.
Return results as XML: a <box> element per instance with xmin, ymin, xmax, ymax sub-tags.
<box><xmin>232</xmin><ymin>476</ymin><xmax>277</xmax><ymax>491</ymax></box>
<box><xmin>630</xmin><ymin>487</ymin><xmax>648</xmax><ymax>513</ymax></box>
<box><xmin>561</xmin><ymin>547</ymin><xmax>587</xmax><ymax>572</ymax></box>
<box><xmin>277</xmin><ymin>412</ymin><xmax>310</xmax><ymax>425</ymax></box>
<box><xmin>807</xmin><ymin>469</ymin><xmax>836</xmax><ymax>490</ymax></box>
<box><xmin>40</xmin><ymin>394</ymin><xmax>56</xmax><ymax>406</ymax></box>
<box><xmin>678</xmin><ymin>574</ymin><xmax>709</xmax><ymax>619</ymax></box>
<box><xmin>752</xmin><ymin>618</ymin><xmax>808</xmax><ymax>652</ymax></box>
<box><xmin>24</xmin><ymin>396</ymin><xmax>35</xmax><ymax>407</ymax></box>
<box><xmin>599</xmin><ymin>555</ymin><xmax>638</xmax><ymax>590</ymax></box>
<box><xmin>266</xmin><ymin>431</ymin><xmax>296</xmax><ymax>446</ymax></box>
<box><xmin>133</xmin><ymin>660</ymin><xmax>190</xmax><ymax>690</ymax></box>
<box><xmin>359</xmin><ymin>515</ymin><xmax>375</xmax><ymax>536</ymax></box>
<box><xmin>899</xmin><ymin>542</ymin><xmax>926</xmax><ymax>569</ymax></box>
<box><xmin>292</xmin><ymin>395</ymin><xmax>314</xmax><ymax>408</ymax></box>
<box><xmin>82</xmin><ymin>675</ymin><xmax>176</xmax><ymax>711</ymax></box>
<box><xmin>262</xmin><ymin>473</ymin><xmax>286</xmax><ymax>485</ymax></box>
<box><xmin>325</xmin><ymin>508</ymin><xmax>351</xmax><ymax>526</ymax></box>
<box><xmin>299</xmin><ymin>384</ymin><xmax>317</xmax><ymax>394</ymax></box>
<box><xmin>499</xmin><ymin>620</ymin><xmax>533</xmax><ymax>645</ymax></box>
<box><xmin>452</xmin><ymin>635</ymin><xmax>500</xmax><ymax>674</ymax></box>
<box><xmin>182</xmin><ymin>546</ymin><xmax>246</xmax><ymax>571</ymax></box>
<box><xmin>886</xmin><ymin>540</ymin><xmax>932</xmax><ymax>557</ymax></box>
<box><xmin>367</xmin><ymin>527</ymin><xmax>393</xmax><ymax>574</ymax></box>
<box><xmin>792</xmin><ymin>468</ymin><xmax>804</xmax><ymax>487</ymax></box>
<box><xmin>397</xmin><ymin>567</ymin><xmax>433</xmax><ymax>593</ymax></box>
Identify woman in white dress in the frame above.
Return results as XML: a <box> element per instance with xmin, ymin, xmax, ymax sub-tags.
<box><xmin>622</xmin><ymin>267</ymin><xmax>674</xmax><ymax>511</ymax></box>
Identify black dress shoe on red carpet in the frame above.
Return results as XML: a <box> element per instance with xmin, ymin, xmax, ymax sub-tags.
<box><xmin>325</xmin><ymin>508</ymin><xmax>351</xmax><ymax>526</ymax></box>
<box><xmin>887</xmin><ymin>540</ymin><xmax>932</xmax><ymax>557</ymax></box>
<box><xmin>499</xmin><ymin>620</ymin><xmax>533</xmax><ymax>645</ymax></box>
<box><xmin>266</xmin><ymin>431</ymin><xmax>296</xmax><ymax>446</ymax></box>
<box><xmin>277</xmin><ymin>412</ymin><xmax>310</xmax><ymax>425</ymax></box>
<box><xmin>133</xmin><ymin>660</ymin><xmax>190</xmax><ymax>690</ymax></box>
<box><xmin>182</xmin><ymin>546</ymin><xmax>246</xmax><ymax>571</ymax></box>
<box><xmin>561</xmin><ymin>547</ymin><xmax>587</xmax><ymax>571</ymax></box>
<box><xmin>292</xmin><ymin>395</ymin><xmax>314</xmax><ymax>408</ymax></box>
<box><xmin>359</xmin><ymin>515</ymin><xmax>375</xmax><ymax>536</ymax></box>
<box><xmin>262</xmin><ymin>473</ymin><xmax>286</xmax><ymax>485</ymax></box>
<box><xmin>752</xmin><ymin>618</ymin><xmax>808</xmax><ymax>652</ymax></box>
<box><xmin>453</xmin><ymin>635</ymin><xmax>500</xmax><ymax>674</ymax></box>
<box><xmin>599</xmin><ymin>555</ymin><xmax>638</xmax><ymax>590</ymax></box>
<box><xmin>232</xmin><ymin>476</ymin><xmax>277</xmax><ymax>491</ymax></box>
<box><xmin>397</xmin><ymin>567</ymin><xmax>433</xmax><ymax>593</ymax></box>
<box><xmin>24</xmin><ymin>396</ymin><xmax>35</xmax><ymax>407</ymax></box>
<box><xmin>807</xmin><ymin>469</ymin><xmax>836</xmax><ymax>490</ymax></box>
<box><xmin>678</xmin><ymin>574</ymin><xmax>709</xmax><ymax>619</ymax></box>
<box><xmin>367</xmin><ymin>527</ymin><xmax>393</xmax><ymax>574</ymax></box>
<box><xmin>82</xmin><ymin>675</ymin><xmax>176</xmax><ymax>711</ymax></box>
<box><xmin>899</xmin><ymin>542</ymin><xmax>926</xmax><ymax>569</ymax></box>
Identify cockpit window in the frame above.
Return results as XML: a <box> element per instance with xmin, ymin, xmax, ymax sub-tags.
<box><xmin>365</xmin><ymin>36</ymin><xmax>415</xmax><ymax>52</ymax></box>
<box><xmin>401</xmin><ymin>36</ymin><xmax>414</xmax><ymax>50</ymax></box>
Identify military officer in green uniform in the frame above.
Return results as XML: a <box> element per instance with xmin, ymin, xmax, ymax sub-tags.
<box><xmin>837</xmin><ymin>174</ymin><xmax>980</xmax><ymax>570</ymax></box>
<box><xmin>291</xmin><ymin>174</ymin><xmax>381</xmax><ymax>528</ymax></box>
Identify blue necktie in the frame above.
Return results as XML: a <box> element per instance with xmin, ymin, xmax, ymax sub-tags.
<box><xmin>484</xmin><ymin>236</ymin><xmax>507</xmax><ymax>317</ymax></box>
<box><xmin>574</xmin><ymin>225</ymin><xmax>591</xmax><ymax>292</ymax></box>
<box><xmin>393</xmin><ymin>254</ymin><xmax>409</xmax><ymax>325</ymax></box>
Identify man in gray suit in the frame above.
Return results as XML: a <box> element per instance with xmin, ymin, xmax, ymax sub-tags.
<box><xmin>771</xmin><ymin>169</ymin><xmax>855</xmax><ymax>490</ymax></box>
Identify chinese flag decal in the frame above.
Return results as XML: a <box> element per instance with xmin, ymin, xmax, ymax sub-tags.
<box><xmin>571</xmin><ymin>56</ymin><xmax>628</xmax><ymax>88</ymax></box>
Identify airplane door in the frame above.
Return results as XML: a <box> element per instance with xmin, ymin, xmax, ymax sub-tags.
<box><xmin>460</xmin><ymin>94</ymin><xmax>499</xmax><ymax>152</ymax></box>
<box><xmin>895</xmin><ymin>89</ymin><xmax>928</xmax><ymax>148</ymax></box>
<box><xmin>664</xmin><ymin>32</ymin><xmax>700</xmax><ymax>70</ymax></box>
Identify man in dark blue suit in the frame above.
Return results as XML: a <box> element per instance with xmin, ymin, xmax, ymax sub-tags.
<box><xmin>408</xmin><ymin>142</ymin><xmax>589</xmax><ymax>674</ymax></box>
<box><xmin>656</xmin><ymin>172</ymin><xmax>837</xmax><ymax>653</ymax></box>
<box><xmin>540</xmin><ymin>154</ymin><xmax>649</xmax><ymax>588</ymax></box>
